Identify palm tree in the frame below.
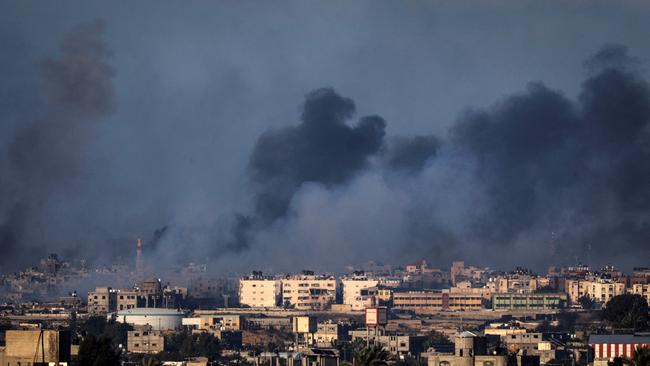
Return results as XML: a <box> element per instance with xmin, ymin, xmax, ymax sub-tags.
<box><xmin>615</xmin><ymin>346</ymin><xmax>650</xmax><ymax>366</ymax></box>
<box><xmin>354</xmin><ymin>344</ymin><xmax>391</xmax><ymax>366</ymax></box>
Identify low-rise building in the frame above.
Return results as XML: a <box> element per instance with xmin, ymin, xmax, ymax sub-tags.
<box><xmin>424</xmin><ymin>331</ymin><xmax>508</xmax><ymax>366</ymax></box>
<box><xmin>589</xmin><ymin>334</ymin><xmax>650</xmax><ymax>366</ymax></box>
<box><xmin>349</xmin><ymin>328</ymin><xmax>426</xmax><ymax>357</ymax></box>
<box><xmin>3</xmin><ymin>330</ymin><xmax>72</xmax><ymax>365</ymax></box>
<box><xmin>629</xmin><ymin>283</ymin><xmax>650</xmax><ymax>304</ymax></box>
<box><xmin>491</xmin><ymin>293</ymin><xmax>566</xmax><ymax>310</ymax></box>
<box><xmin>393</xmin><ymin>290</ymin><xmax>483</xmax><ymax>313</ymax></box>
<box><xmin>565</xmin><ymin>278</ymin><xmax>626</xmax><ymax>304</ymax></box>
<box><xmin>128</xmin><ymin>326</ymin><xmax>164</xmax><ymax>354</ymax></box>
<box><xmin>88</xmin><ymin>287</ymin><xmax>117</xmax><ymax>314</ymax></box>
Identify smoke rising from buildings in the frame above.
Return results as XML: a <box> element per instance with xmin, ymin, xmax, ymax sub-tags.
<box><xmin>1</xmin><ymin>2</ymin><xmax>650</xmax><ymax>273</ymax></box>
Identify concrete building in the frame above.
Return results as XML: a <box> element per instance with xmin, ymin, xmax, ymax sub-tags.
<box><xmin>503</xmin><ymin>333</ymin><xmax>555</xmax><ymax>364</ymax></box>
<box><xmin>424</xmin><ymin>331</ymin><xmax>508</xmax><ymax>366</ymax></box>
<box><xmin>341</xmin><ymin>274</ymin><xmax>379</xmax><ymax>311</ymax></box>
<box><xmin>491</xmin><ymin>293</ymin><xmax>566</xmax><ymax>310</ymax></box>
<box><xmin>565</xmin><ymin>278</ymin><xmax>626</xmax><ymax>304</ymax></box>
<box><xmin>128</xmin><ymin>326</ymin><xmax>165</xmax><ymax>354</ymax></box>
<box><xmin>282</xmin><ymin>273</ymin><xmax>337</xmax><ymax>310</ymax></box>
<box><xmin>2</xmin><ymin>330</ymin><xmax>71</xmax><ymax>365</ymax></box>
<box><xmin>307</xmin><ymin>321</ymin><xmax>350</xmax><ymax>346</ymax></box>
<box><xmin>589</xmin><ymin>334</ymin><xmax>650</xmax><ymax>366</ymax></box>
<box><xmin>183</xmin><ymin>314</ymin><xmax>242</xmax><ymax>331</ymax></box>
<box><xmin>88</xmin><ymin>287</ymin><xmax>117</xmax><ymax>314</ymax></box>
<box><xmin>450</xmin><ymin>281</ymin><xmax>495</xmax><ymax>300</ymax></box>
<box><xmin>117</xmin><ymin>289</ymin><xmax>139</xmax><ymax>311</ymax></box>
<box><xmin>349</xmin><ymin>328</ymin><xmax>426</xmax><ymax>357</ymax></box>
<box><xmin>392</xmin><ymin>291</ymin><xmax>483</xmax><ymax>313</ymax></box>
<box><xmin>630</xmin><ymin>283</ymin><xmax>650</xmax><ymax>304</ymax></box>
<box><xmin>239</xmin><ymin>274</ymin><xmax>281</xmax><ymax>308</ymax></box>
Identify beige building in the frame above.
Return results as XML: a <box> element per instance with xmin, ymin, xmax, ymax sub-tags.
<box><xmin>2</xmin><ymin>330</ymin><xmax>71</xmax><ymax>365</ymax></box>
<box><xmin>307</xmin><ymin>321</ymin><xmax>349</xmax><ymax>346</ymax></box>
<box><xmin>450</xmin><ymin>281</ymin><xmax>495</xmax><ymax>300</ymax></box>
<box><xmin>630</xmin><ymin>283</ymin><xmax>650</xmax><ymax>304</ymax></box>
<box><xmin>239</xmin><ymin>276</ymin><xmax>281</xmax><ymax>308</ymax></box>
<box><xmin>117</xmin><ymin>289</ymin><xmax>139</xmax><ymax>311</ymax></box>
<box><xmin>494</xmin><ymin>275</ymin><xmax>548</xmax><ymax>294</ymax></box>
<box><xmin>341</xmin><ymin>275</ymin><xmax>379</xmax><ymax>311</ymax></box>
<box><xmin>88</xmin><ymin>287</ymin><xmax>117</xmax><ymax>314</ymax></box>
<box><xmin>282</xmin><ymin>273</ymin><xmax>336</xmax><ymax>310</ymax></box>
<box><xmin>128</xmin><ymin>326</ymin><xmax>164</xmax><ymax>354</ymax></box>
<box><xmin>393</xmin><ymin>290</ymin><xmax>483</xmax><ymax>313</ymax></box>
<box><xmin>565</xmin><ymin>278</ymin><xmax>626</xmax><ymax>304</ymax></box>
<box><xmin>425</xmin><ymin>331</ymin><xmax>507</xmax><ymax>366</ymax></box>
<box><xmin>183</xmin><ymin>314</ymin><xmax>242</xmax><ymax>331</ymax></box>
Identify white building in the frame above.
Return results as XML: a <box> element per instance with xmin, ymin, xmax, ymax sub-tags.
<box><xmin>239</xmin><ymin>275</ymin><xmax>281</xmax><ymax>308</ymax></box>
<box><xmin>341</xmin><ymin>275</ymin><xmax>379</xmax><ymax>311</ymax></box>
<box><xmin>282</xmin><ymin>272</ymin><xmax>336</xmax><ymax>310</ymax></box>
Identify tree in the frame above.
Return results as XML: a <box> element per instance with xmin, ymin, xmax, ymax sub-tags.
<box><xmin>354</xmin><ymin>344</ymin><xmax>391</xmax><ymax>366</ymax></box>
<box><xmin>602</xmin><ymin>294</ymin><xmax>649</xmax><ymax>330</ymax></box>
<box><xmin>78</xmin><ymin>334</ymin><xmax>122</xmax><ymax>366</ymax></box>
<box><xmin>612</xmin><ymin>346</ymin><xmax>650</xmax><ymax>366</ymax></box>
<box><xmin>423</xmin><ymin>330</ymin><xmax>452</xmax><ymax>350</ymax></box>
<box><xmin>579</xmin><ymin>295</ymin><xmax>595</xmax><ymax>310</ymax></box>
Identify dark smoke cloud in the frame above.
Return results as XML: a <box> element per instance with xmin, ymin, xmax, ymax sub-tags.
<box><xmin>1</xmin><ymin>21</ymin><xmax>115</xmax><ymax>268</ymax></box>
<box><xmin>232</xmin><ymin>44</ymin><xmax>650</xmax><ymax>272</ymax></box>
<box><xmin>243</xmin><ymin>88</ymin><xmax>385</xmax><ymax>230</ymax></box>
<box><xmin>437</xmin><ymin>43</ymin><xmax>650</xmax><ymax>264</ymax></box>
<box><xmin>383</xmin><ymin>135</ymin><xmax>439</xmax><ymax>173</ymax></box>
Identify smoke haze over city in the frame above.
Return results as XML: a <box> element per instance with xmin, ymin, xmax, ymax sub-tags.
<box><xmin>1</xmin><ymin>1</ymin><xmax>650</xmax><ymax>273</ymax></box>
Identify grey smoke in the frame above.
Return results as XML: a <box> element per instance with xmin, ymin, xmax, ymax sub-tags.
<box><xmin>2</xmin><ymin>21</ymin><xmax>115</xmax><ymax>267</ymax></box>
<box><xmin>2</xmin><ymin>2</ymin><xmax>650</xmax><ymax>273</ymax></box>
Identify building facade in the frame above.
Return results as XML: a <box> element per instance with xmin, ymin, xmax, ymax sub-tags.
<box><xmin>341</xmin><ymin>275</ymin><xmax>379</xmax><ymax>311</ymax></box>
<box><xmin>239</xmin><ymin>277</ymin><xmax>281</xmax><ymax>308</ymax></box>
<box><xmin>281</xmin><ymin>274</ymin><xmax>337</xmax><ymax>310</ymax></box>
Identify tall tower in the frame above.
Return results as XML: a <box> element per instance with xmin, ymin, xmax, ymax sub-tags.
<box><xmin>136</xmin><ymin>238</ymin><xmax>143</xmax><ymax>276</ymax></box>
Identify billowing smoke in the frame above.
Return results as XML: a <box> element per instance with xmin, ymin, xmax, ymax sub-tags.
<box><xmin>2</xmin><ymin>16</ymin><xmax>650</xmax><ymax>274</ymax></box>
<box><xmin>0</xmin><ymin>21</ymin><xmax>115</xmax><ymax>267</ymax></box>
<box><xmin>228</xmin><ymin>44</ymin><xmax>650</xmax><ymax>271</ymax></box>
<box><xmin>229</xmin><ymin>88</ymin><xmax>386</xmax><ymax>249</ymax></box>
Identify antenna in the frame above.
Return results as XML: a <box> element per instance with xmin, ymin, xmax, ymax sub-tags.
<box><xmin>136</xmin><ymin>238</ymin><xmax>143</xmax><ymax>276</ymax></box>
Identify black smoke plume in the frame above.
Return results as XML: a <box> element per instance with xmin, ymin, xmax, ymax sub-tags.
<box><xmin>0</xmin><ymin>21</ymin><xmax>115</xmax><ymax>268</ymax></box>
<box><xmin>230</xmin><ymin>88</ymin><xmax>386</xmax><ymax>249</ymax></box>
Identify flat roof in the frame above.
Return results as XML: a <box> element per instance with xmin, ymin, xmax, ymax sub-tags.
<box><xmin>589</xmin><ymin>335</ymin><xmax>650</xmax><ymax>344</ymax></box>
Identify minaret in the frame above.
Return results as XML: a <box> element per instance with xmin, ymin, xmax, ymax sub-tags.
<box><xmin>136</xmin><ymin>238</ymin><xmax>143</xmax><ymax>276</ymax></box>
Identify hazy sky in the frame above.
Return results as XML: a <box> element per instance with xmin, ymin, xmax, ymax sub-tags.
<box><xmin>1</xmin><ymin>1</ymin><xmax>650</xmax><ymax>273</ymax></box>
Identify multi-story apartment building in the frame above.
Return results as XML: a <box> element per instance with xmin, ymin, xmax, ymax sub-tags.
<box><xmin>630</xmin><ymin>283</ymin><xmax>650</xmax><ymax>304</ymax></box>
<box><xmin>392</xmin><ymin>290</ymin><xmax>483</xmax><ymax>313</ymax></box>
<box><xmin>239</xmin><ymin>273</ymin><xmax>281</xmax><ymax>308</ymax></box>
<box><xmin>88</xmin><ymin>287</ymin><xmax>117</xmax><ymax>314</ymax></box>
<box><xmin>565</xmin><ymin>278</ymin><xmax>626</xmax><ymax>304</ymax></box>
<box><xmin>341</xmin><ymin>274</ymin><xmax>379</xmax><ymax>311</ymax></box>
<box><xmin>494</xmin><ymin>275</ymin><xmax>549</xmax><ymax>294</ymax></box>
<box><xmin>117</xmin><ymin>289</ymin><xmax>139</xmax><ymax>311</ymax></box>
<box><xmin>281</xmin><ymin>272</ymin><xmax>337</xmax><ymax>310</ymax></box>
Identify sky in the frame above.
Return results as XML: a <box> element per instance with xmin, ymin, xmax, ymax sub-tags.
<box><xmin>1</xmin><ymin>0</ymin><xmax>650</xmax><ymax>273</ymax></box>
